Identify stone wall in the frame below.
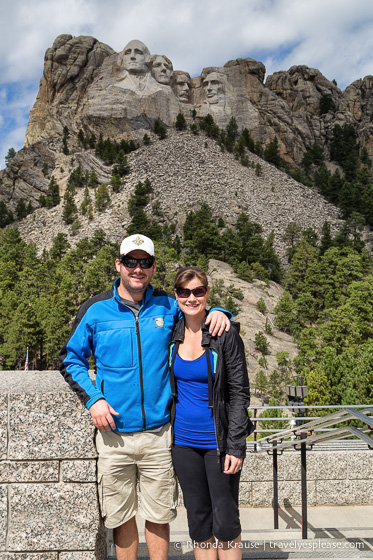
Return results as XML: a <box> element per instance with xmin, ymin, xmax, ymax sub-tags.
<box><xmin>241</xmin><ymin>445</ymin><xmax>373</xmax><ymax>507</ymax></box>
<box><xmin>0</xmin><ymin>371</ymin><xmax>105</xmax><ymax>560</ymax></box>
<box><xmin>0</xmin><ymin>371</ymin><xmax>372</xmax><ymax>558</ymax></box>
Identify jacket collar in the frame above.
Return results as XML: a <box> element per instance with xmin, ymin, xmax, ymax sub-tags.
<box><xmin>113</xmin><ymin>277</ymin><xmax>154</xmax><ymax>306</ymax></box>
<box><xmin>171</xmin><ymin>313</ymin><xmax>219</xmax><ymax>349</ymax></box>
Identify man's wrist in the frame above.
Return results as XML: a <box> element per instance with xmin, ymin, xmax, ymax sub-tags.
<box><xmin>86</xmin><ymin>393</ymin><xmax>105</xmax><ymax>409</ymax></box>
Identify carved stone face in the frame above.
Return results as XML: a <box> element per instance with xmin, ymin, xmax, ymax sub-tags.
<box><xmin>122</xmin><ymin>40</ymin><xmax>150</xmax><ymax>75</ymax></box>
<box><xmin>151</xmin><ymin>55</ymin><xmax>173</xmax><ymax>84</ymax></box>
<box><xmin>203</xmin><ymin>72</ymin><xmax>224</xmax><ymax>104</ymax></box>
<box><xmin>174</xmin><ymin>73</ymin><xmax>191</xmax><ymax>102</ymax></box>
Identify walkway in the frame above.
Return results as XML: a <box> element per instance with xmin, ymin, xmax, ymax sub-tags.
<box><xmin>106</xmin><ymin>505</ymin><xmax>373</xmax><ymax>559</ymax></box>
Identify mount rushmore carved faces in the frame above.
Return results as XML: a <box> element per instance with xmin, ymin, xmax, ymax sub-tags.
<box><xmin>151</xmin><ymin>55</ymin><xmax>173</xmax><ymax>85</ymax></box>
<box><xmin>173</xmin><ymin>71</ymin><xmax>191</xmax><ymax>103</ymax></box>
<box><xmin>203</xmin><ymin>72</ymin><xmax>225</xmax><ymax>104</ymax></box>
<box><xmin>122</xmin><ymin>40</ymin><xmax>151</xmax><ymax>75</ymax></box>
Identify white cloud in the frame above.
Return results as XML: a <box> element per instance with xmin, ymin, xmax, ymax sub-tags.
<box><xmin>2</xmin><ymin>0</ymin><xmax>373</xmax><ymax>85</ymax></box>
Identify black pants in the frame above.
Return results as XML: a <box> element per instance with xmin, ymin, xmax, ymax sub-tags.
<box><xmin>172</xmin><ymin>445</ymin><xmax>241</xmax><ymax>542</ymax></box>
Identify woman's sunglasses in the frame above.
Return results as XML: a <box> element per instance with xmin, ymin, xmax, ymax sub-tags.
<box><xmin>120</xmin><ymin>256</ymin><xmax>155</xmax><ymax>269</ymax></box>
<box><xmin>175</xmin><ymin>286</ymin><xmax>208</xmax><ymax>298</ymax></box>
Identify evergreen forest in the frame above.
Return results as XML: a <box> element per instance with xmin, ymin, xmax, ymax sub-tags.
<box><xmin>0</xmin><ymin>201</ymin><xmax>281</xmax><ymax>371</ymax></box>
<box><xmin>1</xmin><ymin>114</ymin><xmax>373</xmax><ymax>412</ymax></box>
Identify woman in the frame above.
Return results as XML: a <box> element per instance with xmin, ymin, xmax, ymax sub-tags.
<box><xmin>169</xmin><ymin>266</ymin><xmax>253</xmax><ymax>559</ymax></box>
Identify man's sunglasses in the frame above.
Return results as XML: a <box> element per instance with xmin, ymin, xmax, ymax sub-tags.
<box><xmin>120</xmin><ymin>256</ymin><xmax>155</xmax><ymax>269</ymax></box>
<box><xmin>175</xmin><ymin>286</ymin><xmax>208</xmax><ymax>298</ymax></box>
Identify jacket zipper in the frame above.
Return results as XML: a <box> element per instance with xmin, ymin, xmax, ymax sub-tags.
<box><xmin>118</xmin><ymin>300</ymin><xmax>147</xmax><ymax>430</ymax></box>
<box><xmin>213</xmin><ymin>351</ymin><xmax>221</xmax><ymax>455</ymax></box>
<box><xmin>135</xmin><ymin>315</ymin><xmax>146</xmax><ymax>430</ymax></box>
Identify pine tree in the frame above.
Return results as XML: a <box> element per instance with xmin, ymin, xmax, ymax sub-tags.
<box><xmin>89</xmin><ymin>134</ymin><xmax>96</xmax><ymax>149</ymax></box>
<box><xmin>319</xmin><ymin>94</ymin><xmax>335</xmax><ymax>115</ymax></box>
<box><xmin>110</xmin><ymin>173</ymin><xmax>122</xmax><ymax>193</ymax></box>
<box><xmin>175</xmin><ymin>113</ymin><xmax>187</xmax><ymax>131</ymax></box>
<box><xmin>15</xmin><ymin>199</ymin><xmax>28</xmax><ymax>220</ymax></box>
<box><xmin>50</xmin><ymin>233</ymin><xmax>70</xmax><ymax>261</ymax></box>
<box><xmin>225</xmin><ymin>117</ymin><xmax>238</xmax><ymax>151</ymax></box>
<box><xmin>62</xmin><ymin>137</ymin><xmax>69</xmax><ymax>155</ymax></box>
<box><xmin>45</xmin><ymin>177</ymin><xmax>60</xmax><ymax>208</ymax></box>
<box><xmin>88</xmin><ymin>170</ymin><xmax>98</xmax><ymax>188</ymax></box>
<box><xmin>154</xmin><ymin>119</ymin><xmax>167</xmax><ymax>139</ymax></box>
<box><xmin>115</xmin><ymin>150</ymin><xmax>130</xmax><ymax>176</ymax></box>
<box><xmin>264</xmin><ymin>136</ymin><xmax>282</xmax><ymax>167</ymax></box>
<box><xmin>80</xmin><ymin>187</ymin><xmax>91</xmax><ymax>215</ymax></box>
<box><xmin>254</xmin><ymin>331</ymin><xmax>270</xmax><ymax>355</ymax></box>
<box><xmin>70</xmin><ymin>218</ymin><xmax>82</xmax><ymax>236</ymax></box>
<box><xmin>319</xmin><ymin>221</ymin><xmax>333</xmax><ymax>255</ymax></box>
<box><xmin>241</xmin><ymin>128</ymin><xmax>255</xmax><ymax>152</ymax></box>
<box><xmin>274</xmin><ymin>291</ymin><xmax>298</xmax><ymax>334</ymax></box>
<box><xmin>0</xmin><ymin>201</ymin><xmax>13</xmax><ymax>228</ymax></box>
<box><xmin>190</xmin><ymin>123</ymin><xmax>198</xmax><ymax>135</ymax></box>
<box><xmin>5</xmin><ymin>148</ymin><xmax>16</xmax><ymax>166</ymax></box>
<box><xmin>62</xmin><ymin>191</ymin><xmax>78</xmax><ymax>224</ymax></box>
<box><xmin>254</xmin><ymin>370</ymin><xmax>268</xmax><ymax>404</ymax></box>
<box><xmin>95</xmin><ymin>184</ymin><xmax>111</xmax><ymax>211</ymax></box>
<box><xmin>78</xmin><ymin>129</ymin><xmax>87</xmax><ymax>148</ymax></box>
<box><xmin>282</xmin><ymin>222</ymin><xmax>302</xmax><ymax>261</ymax></box>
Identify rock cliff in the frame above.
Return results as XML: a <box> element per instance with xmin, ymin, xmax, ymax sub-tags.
<box><xmin>1</xmin><ymin>33</ymin><xmax>373</xmax><ymax>252</ymax></box>
<box><xmin>21</xmin><ymin>33</ymin><xmax>372</xmax><ymax>162</ymax></box>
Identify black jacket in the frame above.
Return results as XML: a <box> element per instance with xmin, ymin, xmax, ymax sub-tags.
<box><xmin>168</xmin><ymin>317</ymin><xmax>254</xmax><ymax>457</ymax></box>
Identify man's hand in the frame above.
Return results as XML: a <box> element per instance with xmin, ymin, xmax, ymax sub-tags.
<box><xmin>89</xmin><ymin>399</ymin><xmax>119</xmax><ymax>431</ymax></box>
<box><xmin>224</xmin><ymin>454</ymin><xmax>243</xmax><ymax>475</ymax></box>
<box><xmin>205</xmin><ymin>310</ymin><xmax>231</xmax><ymax>337</ymax></box>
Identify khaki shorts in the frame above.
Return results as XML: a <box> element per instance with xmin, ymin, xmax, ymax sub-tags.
<box><xmin>96</xmin><ymin>423</ymin><xmax>178</xmax><ymax>529</ymax></box>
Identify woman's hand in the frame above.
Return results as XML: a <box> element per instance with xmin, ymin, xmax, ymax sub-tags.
<box><xmin>205</xmin><ymin>310</ymin><xmax>231</xmax><ymax>336</ymax></box>
<box><xmin>223</xmin><ymin>454</ymin><xmax>243</xmax><ymax>474</ymax></box>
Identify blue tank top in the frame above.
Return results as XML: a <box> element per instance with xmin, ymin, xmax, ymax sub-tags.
<box><xmin>173</xmin><ymin>350</ymin><xmax>217</xmax><ymax>449</ymax></box>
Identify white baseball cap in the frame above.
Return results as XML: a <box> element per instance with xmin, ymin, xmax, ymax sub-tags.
<box><xmin>119</xmin><ymin>234</ymin><xmax>155</xmax><ymax>257</ymax></box>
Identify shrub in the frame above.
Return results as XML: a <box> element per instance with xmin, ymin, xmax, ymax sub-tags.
<box><xmin>254</xmin><ymin>331</ymin><xmax>270</xmax><ymax>355</ymax></box>
<box><xmin>257</xmin><ymin>297</ymin><xmax>267</xmax><ymax>314</ymax></box>
<box><xmin>175</xmin><ymin>113</ymin><xmax>187</xmax><ymax>131</ymax></box>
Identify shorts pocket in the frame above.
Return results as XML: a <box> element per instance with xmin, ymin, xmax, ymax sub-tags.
<box><xmin>97</xmin><ymin>472</ymin><xmax>120</xmax><ymax>520</ymax></box>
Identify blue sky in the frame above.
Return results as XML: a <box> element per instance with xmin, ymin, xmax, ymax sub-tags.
<box><xmin>1</xmin><ymin>0</ymin><xmax>373</xmax><ymax>169</ymax></box>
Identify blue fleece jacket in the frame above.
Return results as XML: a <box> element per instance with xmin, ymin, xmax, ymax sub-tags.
<box><xmin>59</xmin><ymin>278</ymin><xmax>231</xmax><ymax>432</ymax></box>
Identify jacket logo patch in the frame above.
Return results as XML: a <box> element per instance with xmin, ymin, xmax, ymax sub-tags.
<box><xmin>154</xmin><ymin>317</ymin><xmax>164</xmax><ymax>328</ymax></box>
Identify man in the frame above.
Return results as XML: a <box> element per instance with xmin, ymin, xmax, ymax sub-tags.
<box><xmin>59</xmin><ymin>233</ymin><xmax>230</xmax><ymax>560</ymax></box>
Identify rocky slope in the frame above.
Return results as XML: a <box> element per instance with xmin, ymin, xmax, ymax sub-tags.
<box><xmin>13</xmin><ymin>129</ymin><xmax>342</xmax><ymax>259</ymax></box>
<box><xmin>207</xmin><ymin>259</ymin><xmax>297</xmax><ymax>405</ymax></box>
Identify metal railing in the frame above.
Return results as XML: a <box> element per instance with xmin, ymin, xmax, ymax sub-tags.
<box><xmin>249</xmin><ymin>404</ymin><xmax>373</xmax><ymax>445</ymax></box>
<box><xmin>247</xmin><ymin>404</ymin><xmax>373</xmax><ymax>539</ymax></box>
